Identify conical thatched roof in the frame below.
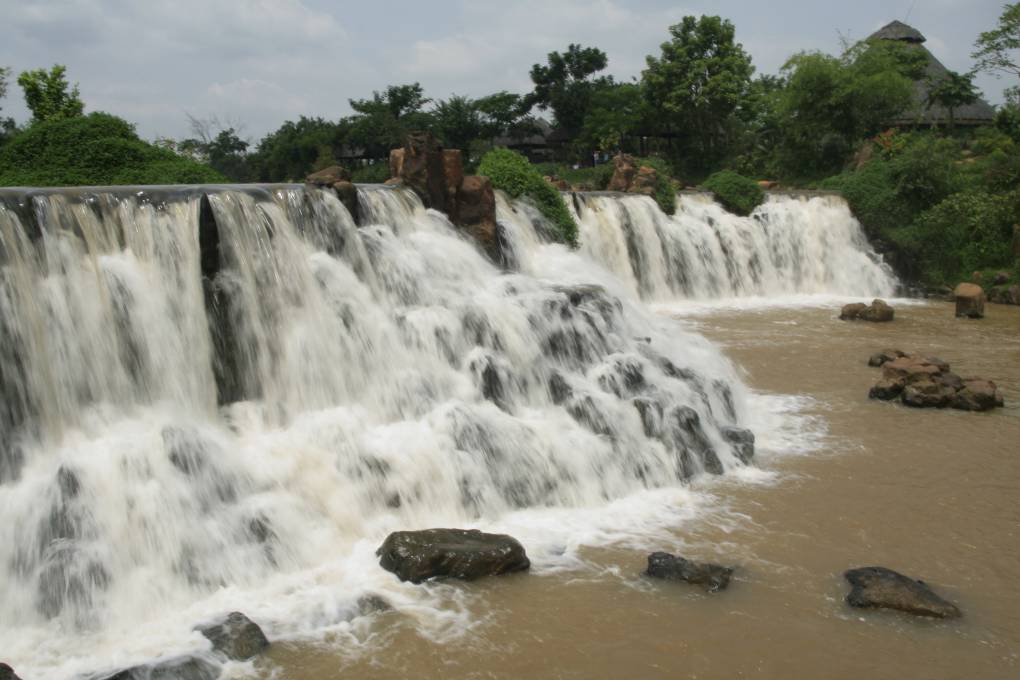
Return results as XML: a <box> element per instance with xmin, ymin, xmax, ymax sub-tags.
<box><xmin>867</xmin><ymin>20</ymin><xmax>926</xmax><ymax>43</ymax></box>
<box><xmin>867</xmin><ymin>20</ymin><xmax>995</xmax><ymax>127</ymax></box>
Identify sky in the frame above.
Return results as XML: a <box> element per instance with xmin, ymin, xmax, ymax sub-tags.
<box><xmin>0</xmin><ymin>0</ymin><xmax>1013</xmax><ymax>141</ymax></box>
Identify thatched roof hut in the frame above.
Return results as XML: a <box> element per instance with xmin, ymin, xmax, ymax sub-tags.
<box><xmin>867</xmin><ymin>20</ymin><xmax>995</xmax><ymax>127</ymax></box>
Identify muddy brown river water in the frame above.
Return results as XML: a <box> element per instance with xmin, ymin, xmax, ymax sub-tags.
<box><xmin>265</xmin><ymin>300</ymin><xmax>1020</xmax><ymax>680</ymax></box>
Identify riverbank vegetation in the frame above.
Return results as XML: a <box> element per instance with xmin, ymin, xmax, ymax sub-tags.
<box><xmin>1</xmin><ymin>5</ymin><xmax>1018</xmax><ymax>284</ymax></box>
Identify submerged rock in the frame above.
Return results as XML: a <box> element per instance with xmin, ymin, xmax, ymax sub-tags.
<box><xmin>954</xmin><ymin>283</ymin><xmax>985</xmax><ymax>318</ymax></box>
<box><xmin>645</xmin><ymin>552</ymin><xmax>733</xmax><ymax>592</ymax></box>
<box><xmin>196</xmin><ymin>611</ymin><xmax>270</xmax><ymax>661</ymax></box>
<box><xmin>0</xmin><ymin>664</ymin><xmax>22</xmax><ymax>680</ymax></box>
<box><xmin>97</xmin><ymin>655</ymin><xmax>220</xmax><ymax>680</ymax></box>
<box><xmin>844</xmin><ymin>566</ymin><xmax>962</xmax><ymax>619</ymax></box>
<box><xmin>720</xmin><ymin>426</ymin><xmax>755</xmax><ymax>464</ymax></box>
<box><xmin>377</xmin><ymin>529</ymin><xmax>530</xmax><ymax>583</ymax></box>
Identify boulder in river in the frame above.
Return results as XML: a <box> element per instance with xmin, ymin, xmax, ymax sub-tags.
<box><xmin>720</xmin><ymin>426</ymin><xmax>755</xmax><ymax>464</ymax></box>
<box><xmin>844</xmin><ymin>566</ymin><xmax>961</xmax><ymax>619</ymax></box>
<box><xmin>867</xmin><ymin>349</ymin><xmax>906</xmax><ymax>367</ymax></box>
<box><xmin>868</xmin><ymin>353</ymin><xmax>1003</xmax><ymax>411</ymax></box>
<box><xmin>0</xmin><ymin>664</ymin><xmax>22</xmax><ymax>680</ymax></box>
<box><xmin>97</xmin><ymin>655</ymin><xmax>220</xmax><ymax>680</ymax></box>
<box><xmin>840</xmin><ymin>299</ymin><xmax>893</xmax><ymax>322</ymax></box>
<box><xmin>196</xmin><ymin>611</ymin><xmax>270</xmax><ymax>661</ymax></box>
<box><xmin>954</xmin><ymin>283</ymin><xmax>985</xmax><ymax>318</ymax></box>
<box><xmin>377</xmin><ymin>528</ymin><xmax>530</xmax><ymax>583</ymax></box>
<box><xmin>644</xmin><ymin>551</ymin><xmax>733</xmax><ymax>592</ymax></box>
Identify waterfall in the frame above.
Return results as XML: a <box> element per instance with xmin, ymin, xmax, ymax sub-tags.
<box><xmin>0</xmin><ymin>184</ymin><xmax>754</xmax><ymax>679</ymax></box>
<box><xmin>573</xmin><ymin>192</ymin><xmax>897</xmax><ymax>301</ymax></box>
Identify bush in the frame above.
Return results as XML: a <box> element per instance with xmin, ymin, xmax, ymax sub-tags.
<box><xmin>0</xmin><ymin>112</ymin><xmax>225</xmax><ymax>186</ymax></box>
<box><xmin>477</xmin><ymin>148</ymin><xmax>578</xmax><ymax>245</ymax></box>
<box><xmin>702</xmin><ymin>169</ymin><xmax>764</xmax><ymax>216</ymax></box>
<box><xmin>351</xmin><ymin>160</ymin><xmax>391</xmax><ymax>184</ymax></box>
<box><xmin>532</xmin><ymin>162</ymin><xmax>614</xmax><ymax>191</ymax></box>
<box><xmin>635</xmin><ymin>156</ymin><xmax>677</xmax><ymax>216</ymax></box>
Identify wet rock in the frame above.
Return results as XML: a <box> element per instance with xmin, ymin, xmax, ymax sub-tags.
<box><xmin>989</xmin><ymin>284</ymin><xmax>1020</xmax><ymax>305</ymax></box>
<box><xmin>901</xmin><ymin>377</ymin><xmax>955</xmax><ymax>408</ymax></box>
<box><xmin>867</xmin><ymin>349</ymin><xmax>906</xmax><ymax>367</ymax></box>
<box><xmin>951</xmin><ymin>379</ymin><xmax>1005</xmax><ymax>412</ymax></box>
<box><xmin>993</xmin><ymin>271</ymin><xmax>1010</xmax><ymax>286</ymax></box>
<box><xmin>841</xmin><ymin>299</ymin><xmax>893</xmax><ymax>321</ymax></box>
<box><xmin>844</xmin><ymin>566</ymin><xmax>961</xmax><ymax>619</ymax></box>
<box><xmin>548</xmin><ymin>372</ymin><xmax>572</xmax><ymax>404</ymax></box>
<box><xmin>305</xmin><ymin>165</ymin><xmax>351</xmax><ymax>186</ymax></box>
<box><xmin>357</xmin><ymin>593</ymin><xmax>393</xmax><ymax>614</ymax></box>
<box><xmin>97</xmin><ymin>655</ymin><xmax>220</xmax><ymax>680</ymax></box>
<box><xmin>720</xmin><ymin>426</ymin><xmax>755</xmax><ymax>463</ymax></box>
<box><xmin>456</xmin><ymin>175</ymin><xmax>498</xmax><ymax>261</ymax></box>
<box><xmin>398</xmin><ymin>132</ymin><xmax>447</xmax><ymax>212</ymax></box>
<box><xmin>632</xmin><ymin>397</ymin><xmax>664</xmax><ymax>437</ymax></box>
<box><xmin>644</xmin><ymin>551</ymin><xmax>733</xmax><ymax>592</ymax></box>
<box><xmin>332</xmin><ymin>180</ymin><xmax>359</xmax><ymax>223</ymax></box>
<box><xmin>377</xmin><ymin>528</ymin><xmax>530</xmax><ymax>583</ymax></box>
<box><xmin>669</xmin><ymin>406</ymin><xmax>721</xmax><ymax>475</ymax></box>
<box><xmin>868</xmin><ymin>376</ymin><xmax>905</xmax><ymax>400</ymax></box>
<box><xmin>0</xmin><ymin>664</ymin><xmax>22</xmax><ymax>680</ymax></box>
<box><xmin>881</xmin><ymin>357</ymin><xmax>942</xmax><ymax>381</ymax></box>
<box><xmin>196</xmin><ymin>611</ymin><xmax>270</xmax><ymax>661</ymax></box>
<box><xmin>954</xmin><ymin>282</ymin><xmax>985</xmax><ymax>318</ymax></box>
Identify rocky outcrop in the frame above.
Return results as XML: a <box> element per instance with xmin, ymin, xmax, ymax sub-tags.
<box><xmin>377</xmin><ymin>528</ymin><xmax>530</xmax><ymax>583</ymax></box>
<box><xmin>992</xmin><ymin>271</ymin><xmax>1010</xmax><ymax>286</ymax></box>
<box><xmin>305</xmin><ymin>165</ymin><xmax>351</xmax><ymax>186</ymax></box>
<box><xmin>988</xmin><ymin>284</ymin><xmax>1020</xmax><ymax>305</ymax></box>
<box><xmin>840</xmin><ymin>299</ymin><xmax>894</xmax><ymax>322</ymax></box>
<box><xmin>644</xmin><ymin>552</ymin><xmax>733</xmax><ymax>592</ymax></box>
<box><xmin>196</xmin><ymin>611</ymin><xmax>270</xmax><ymax>661</ymax></box>
<box><xmin>457</xmin><ymin>175</ymin><xmax>500</xmax><ymax>262</ymax></box>
<box><xmin>0</xmin><ymin>664</ymin><xmax>22</xmax><ymax>680</ymax></box>
<box><xmin>304</xmin><ymin>168</ymin><xmax>359</xmax><ymax>222</ymax></box>
<box><xmin>607</xmin><ymin>154</ymin><xmax>658</xmax><ymax>195</ymax></box>
<box><xmin>867</xmin><ymin>352</ymin><xmax>1004</xmax><ymax>411</ymax></box>
<box><xmin>954</xmin><ymin>282</ymin><xmax>985</xmax><ymax>318</ymax></box>
<box><xmin>844</xmin><ymin>566</ymin><xmax>962</xmax><ymax>619</ymax></box>
<box><xmin>97</xmin><ymin>656</ymin><xmax>220</xmax><ymax>680</ymax></box>
<box><xmin>387</xmin><ymin>134</ymin><xmax>499</xmax><ymax>261</ymax></box>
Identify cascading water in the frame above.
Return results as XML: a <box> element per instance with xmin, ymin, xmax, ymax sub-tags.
<box><xmin>574</xmin><ymin>192</ymin><xmax>897</xmax><ymax>301</ymax></box>
<box><xmin>0</xmin><ymin>184</ymin><xmax>756</xmax><ymax>679</ymax></box>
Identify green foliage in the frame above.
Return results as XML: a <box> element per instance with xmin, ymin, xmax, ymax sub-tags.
<box><xmin>576</xmin><ymin>82</ymin><xmax>652</xmax><ymax>153</ymax></box>
<box><xmin>702</xmin><ymin>169</ymin><xmax>763</xmax><ymax>216</ymax></box>
<box><xmin>532</xmin><ymin>162</ymin><xmax>613</xmax><ymax>190</ymax></box>
<box><xmin>250</xmin><ymin>116</ymin><xmax>340</xmax><ymax>181</ymax></box>
<box><xmin>642</xmin><ymin>15</ymin><xmax>755</xmax><ymax>174</ymax></box>
<box><xmin>0</xmin><ymin>112</ymin><xmax>225</xmax><ymax>186</ymax></box>
<box><xmin>925</xmin><ymin>70</ymin><xmax>979</xmax><ymax>131</ymax></box>
<box><xmin>346</xmin><ymin>83</ymin><xmax>433</xmax><ymax>159</ymax></box>
<box><xmin>528</xmin><ymin>44</ymin><xmax>611</xmax><ymax>135</ymax></box>
<box><xmin>0</xmin><ymin>66</ymin><xmax>9</xmax><ymax>109</ymax></box>
<box><xmin>431</xmin><ymin>95</ymin><xmax>483</xmax><ymax>160</ymax></box>
<box><xmin>774</xmin><ymin>42</ymin><xmax>922</xmax><ymax>178</ymax></box>
<box><xmin>350</xmin><ymin>161</ymin><xmax>390</xmax><ymax>184</ymax></box>
<box><xmin>972</xmin><ymin>2</ymin><xmax>1020</xmax><ymax>77</ymax></box>
<box><xmin>17</xmin><ymin>65</ymin><xmax>84</xmax><ymax>123</ymax></box>
<box><xmin>477</xmin><ymin>148</ymin><xmax>578</xmax><ymax>245</ymax></box>
<box><xmin>635</xmin><ymin>156</ymin><xmax>677</xmax><ymax>215</ymax></box>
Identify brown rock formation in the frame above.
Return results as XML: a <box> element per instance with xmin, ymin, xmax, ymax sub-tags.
<box><xmin>953</xmin><ymin>282</ymin><xmax>985</xmax><ymax>318</ymax></box>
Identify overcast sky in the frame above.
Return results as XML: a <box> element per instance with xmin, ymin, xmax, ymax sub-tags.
<box><xmin>0</xmin><ymin>0</ymin><xmax>1012</xmax><ymax>141</ymax></box>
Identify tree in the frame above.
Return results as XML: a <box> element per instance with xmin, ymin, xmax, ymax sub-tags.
<box><xmin>576</xmin><ymin>82</ymin><xmax>652</xmax><ymax>153</ymax></box>
<box><xmin>17</xmin><ymin>65</ymin><xmax>84</xmax><ymax>123</ymax></box>
<box><xmin>250</xmin><ymin>116</ymin><xmax>342</xmax><ymax>181</ymax></box>
<box><xmin>926</xmin><ymin>70</ymin><xmax>979</xmax><ymax>132</ymax></box>
<box><xmin>346</xmin><ymin>83</ymin><xmax>433</xmax><ymax>158</ymax></box>
<box><xmin>973</xmin><ymin>3</ymin><xmax>1020</xmax><ymax>78</ymax></box>
<box><xmin>431</xmin><ymin>95</ymin><xmax>483</xmax><ymax>158</ymax></box>
<box><xmin>0</xmin><ymin>66</ymin><xmax>14</xmax><ymax>147</ymax></box>
<box><xmin>642</xmin><ymin>16</ymin><xmax>755</xmax><ymax>174</ymax></box>
<box><xmin>0</xmin><ymin>66</ymin><xmax>9</xmax><ymax>109</ymax></box>
<box><xmin>528</xmin><ymin>44</ymin><xmax>611</xmax><ymax>135</ymax></box>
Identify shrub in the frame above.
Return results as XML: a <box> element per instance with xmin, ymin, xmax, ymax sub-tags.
<box><xmin>351</xmin><ymin>161</ymin><xmax>391</xmax><ymax>184</ymax></box>
<box><xmin>635</xmin><ymin>156</ymin><xmax>677</xmax><ymax>216</ymax></box>
<box><xmin>0</xmin><ymin>112</ymin><xmax>225</xmax><ymax>186</ymax></box>
<box><xmin>477</xmin><ymin>148</ymin><xmax>578</xmax><ymax>245</ymax></box>
<box><xmin>702</xmin><ymin>169</ymin><xmax>764</xmax><ymax>216</ymax></box>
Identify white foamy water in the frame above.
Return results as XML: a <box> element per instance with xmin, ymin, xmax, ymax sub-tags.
<box><xmin>575</xmin><ymin>192</ymin><xmax>897</xmax><ymax>302</ymax></box>
<box><xmin>0</xmin><ymin>185</ymin><xmax>816</xmax><ymax>680</ymax></box>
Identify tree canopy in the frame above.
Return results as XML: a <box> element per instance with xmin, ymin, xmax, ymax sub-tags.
<box><xmin>973</xmin><ymin>2</ymin><xmax>1020</xmax><ymax>78</ymax></box>
<box><xmin>528</xmin><ymin>44</ymin><xmax>611</xmax><ymax>134</ymax></box>
<box><xmin>17</xmin><ymin>65</ymin><xmax>84</xmax><ymax>123</ymax></box>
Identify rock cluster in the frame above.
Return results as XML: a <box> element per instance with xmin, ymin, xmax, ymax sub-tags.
<box><xmin>377</xmin><ymin>528</ymin><xmax>531</xmax><ymax>583</ymax></box>
<box><xmin>305</xmin><ymin>165</ymin><xmax>359</xmax><ymax>223</ymax></box>
<box><xmin>388</xmin><ymin>133</ymin><xmax>500</xmax><ymax>261</ymax></box>
<box><xmin>988</xmin><ymin>284</ymin><xmax>1020</xmax><ymax>306</ymax></box>
<box><xmin>607</xmin><ymin>154</ymin><xmax>659</xmax><ymax>196</ymax></box>
<box><xmin>954</xmin><ymin>282</ymin><xmax>985</xmax><ymax>318</ymax></box>
<box><xmin>844</xmin><ymin>566</ymin><xmax>961</xmax><ymax>619</ymax></box>
<box><xmin>867</xmin><ymin>351</ymin><xmax>1004</xmax><ymax>411</ymax></box>
<box><xmin>839</xmin><ymin>299</ymin><xmax>894</xmax><ymax>322</ymax></box>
